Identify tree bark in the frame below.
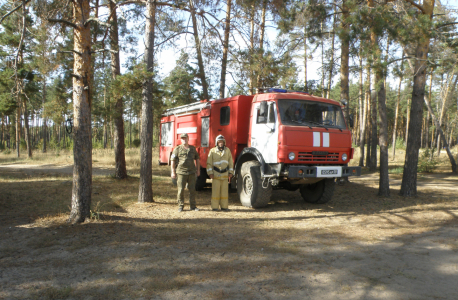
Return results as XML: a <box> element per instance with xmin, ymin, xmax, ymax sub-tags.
<box><xmin>391</xmin><ymin>68</ymin><xmax>402</xmax><ymax>160</ymax></box>
<box><xmin>110</xmin><ymin>1</ymin><xmax>127</xmax><ymax>179</ymax></box>
<box><xmin>42</xmin><ymin>82</ymin><xmax>47</xmax><ymax>153</ymax></box>
<box><xmin>400</xmin><ymin>31</ymin><xmax>432</xmax><ymax>196</ymax></box>
<box><xmin>138</xmin><ymin>0</ymin><xmax>156</xmax><ymax>203</ymax></box>
<box><xmin>249</xmin><ymin>4</ymin><xmax>255</xmax><ymax>95</ymax></box>
<box><xmin>365</xmin><ymin>66</ymin><xmax>372</xmax><ymax>167</ymax></box>
<box><xmin>304</xmin><ymin>27</ymin><xmax>308</xmax><ymax>91</ymax></box>
<box><xmin>358</xmin><ymin>54</ymin><xmax>366</xmax><ymax>167</ymax></box>
<box><xmin>400</xmin><ymin>0</ymin><xmax>436</xmax><ymax>196</ymax></box>
<box><xmin>376</xmin><ymin>66</ymin><xmax>390</xmax><ymax>196</ymax></box>
<box><xmin>256</xmin><ymin>0</ymin><xmax>267</xmax><ymax>90</ymax></box>
<box><xmin>219</xmin><ymin>0</ymin><xmax>231</xmax><ymax>99</ymax></box>
<box><xmin>68</xmin><ymin>0</ymin><xmax>93</xmax><ymax>224</ymax></box>
<box><xmin>327</xmin><ymin>13</ymin><xmax>337</xmax><ymax>99</ymax></box>
<box><xmin>339</xmin><ymin>2</ymin><xmax>350</xmax><ymax>127</ymax></box>
<box><xmin>189</xmin><ymin>0</ymin><xmax>208</xmax><ymax>100</ymax></box>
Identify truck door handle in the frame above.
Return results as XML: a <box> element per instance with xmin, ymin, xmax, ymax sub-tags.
<box><xmin>218</xmin><ymin>129</ymin><xmax>222</xmax><ymax>131</ymax></box>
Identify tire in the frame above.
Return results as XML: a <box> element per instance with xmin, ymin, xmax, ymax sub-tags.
<box><xmin>237</xmin><ymin>160</ymin><xmax>272</xmax><ymax>208</ymax></box>
<box><xmin>300</xmin><ymin>178</ymin><xmax>335</xmax><ymax>204</ymax></box>
<box><xmin>195</xmin><ymin>167</ymin><xmax>207</xmax><ymax>191</ymax></box>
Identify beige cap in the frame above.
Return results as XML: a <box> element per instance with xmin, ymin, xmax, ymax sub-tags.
<box><xmin>180</xmin><ymin>133</ymin><xmax>189</xmax><ymax>138</ymax></box>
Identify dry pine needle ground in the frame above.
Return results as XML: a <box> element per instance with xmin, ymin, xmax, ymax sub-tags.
<box><xmin>0</xmin><ymin>148</ymin><xmax>458</xmax><ymax>299</ymax></box>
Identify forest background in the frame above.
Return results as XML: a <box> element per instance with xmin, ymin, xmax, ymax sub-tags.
<box><xmin>1</xmin><ymin>0</ymin><xmax>458</xmax><ymax>223</ymax></box>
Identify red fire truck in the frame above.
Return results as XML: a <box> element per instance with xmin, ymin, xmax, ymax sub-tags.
<box><xmin>159</xmin><ymin>88</ymin><xmax>361</xmax><ymax>208</ymax></box>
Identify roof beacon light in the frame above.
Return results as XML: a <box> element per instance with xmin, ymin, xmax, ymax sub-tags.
<box><xmin>267</xmin><ymin>88</ymin><xmax>310</xmax><ymax>95</ymax></box>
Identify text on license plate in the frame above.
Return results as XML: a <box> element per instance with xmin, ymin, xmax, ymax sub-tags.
<box><xmin>321</xmin><ymin>169</ymin><xmax>338</xmax><ymax>175</ymax></box>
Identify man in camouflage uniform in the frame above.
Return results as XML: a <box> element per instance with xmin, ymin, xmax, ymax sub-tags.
<box><xmin>171</xmin><ymin>133</ymin><xmax>201</xmax><ymax>212</ymax></box>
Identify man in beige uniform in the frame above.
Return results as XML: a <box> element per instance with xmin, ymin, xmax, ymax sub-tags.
<box><xmin>171</xmin><ymin>133</ymin><xmax>200</xmax><ymax>212</ymax></box>
<box><xmin>207</xmin><ymin>135</ymin><xmax>234</xmax><ymax>211</ymax></box>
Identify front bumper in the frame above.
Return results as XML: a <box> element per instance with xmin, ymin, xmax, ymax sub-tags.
<box><xmin>287</xmin><ymin>165</ymin><xmax>361</xmax><ymax>179</ymax></box>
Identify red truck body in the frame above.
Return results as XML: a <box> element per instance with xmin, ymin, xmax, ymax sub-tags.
<box><xmin>159</xmin><ymin>90</ymin><xmax>361</xmax><ymax>207</ymax></box>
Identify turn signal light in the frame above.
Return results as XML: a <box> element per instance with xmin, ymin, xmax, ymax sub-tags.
<box><xmin>298</xmin><ymin>169</ymin><xmax>303</xmax><ymax>175</ymax></box>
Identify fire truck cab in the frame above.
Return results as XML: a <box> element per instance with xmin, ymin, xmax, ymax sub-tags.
<box><xmin>159</xmin><ymin>89</ymin><xmax>361</xmax><ymax>208</ymax></box>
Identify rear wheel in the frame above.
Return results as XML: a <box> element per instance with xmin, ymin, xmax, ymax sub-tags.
<box><xmin>237</xmin><ymin>161</ymin><xmax>272</xmax><ymax>208</ymax></box>
<box><xmin>300</xmin><ymin>178</ymin><xmax>335</xmax><ymax>204</ymax></box>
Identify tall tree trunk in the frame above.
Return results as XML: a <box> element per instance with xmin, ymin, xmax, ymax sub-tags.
<box><xmin>103</xmin><ymin>86</ymin><xmax>107</xmax><ymax>149</ymax></box>
<box><xmin>321</xmin><ymin>21</ymin><xmax>325</xmax><ymax>97</ymax></box>
<box><xmin>358</xmin><ymin>54</ymin><xmax>366</xmax><ymax>166</ymax></box>
<box><xmin>68</xmin><ymin>0</ymin><xmax>93</xmax><ymax>224</ymax></box>
<box><xmin>219</xmin><ymin>0</ymin><xmax>232</xmax><ymax>99</ymax></box>
<box><xmin>366</xmin><ymin>67</ymin><xmax>372</xmax><ymax>167</ymax></box>
<box><xmin>22</xmin><ymin>97</ymin><xmax>32</xmax><ymax>158</ymax></box>
<box><xmin>304</xmin><ymin>27</ymin><xmax>308</xmax><ymax>91</ymax></box>
<box><xmin>42</xmin><ymin>81</ymin><xmax>47</xmax><ymax>153</ymax></box>
<box><xmin>339</xmin><ymin>2</ymin><xmax>350</xmax><ymax>126</ymax></box>
<box><xmin>110</xmin><ymin>1</ymin><xmax>127</xmax><ymax>179</ymax></box>
<box><xmin>327</xmin><ymin>13</ymin><xmax>337</xmax><ymax>99</ymax></box>
<box><xmin>424</xmin><ymin>96</ymin><xmax>457</xmax><ymax>173</ymax></box>
<box><xmin>376</xmin><ymin>61</ymin><xmax>389</xmax><ymax>196</ymax></box>
<box><xmin>138</xmin><ymin>0</ymin><xmax>156</xmax><ymax>203</ymax></box>
<box><xmin>391</xmin><ymin>67</ymin><xmax>403</xmax><ymax>160</ymax></box>
<box><xmin>16</xmin><ymin>104</ymin><xmax>20</xmax><ymax>156</ymax></box>
<box><xmin>189</xmin><ymin>0</ymin><xmax>208</xmax><ymax>100</ymax></box>
<box><xmin>400</xmin><ymin>0</ymin><xmax>434</xmax><ymax>196</ymax></box>
<box><xmin>256</xmin><ymin>0</ymin><xmax>267</xmax><ymax>90</ymax></box>
<box><xmin>249</xmin><ymin>4</ymin><xmax>255</xmax><ymax>95</ymax></box>
<box><xmin>369</xmin><ymin>75</ymin><xmax>377</xmax><ymax>171</ymax></box>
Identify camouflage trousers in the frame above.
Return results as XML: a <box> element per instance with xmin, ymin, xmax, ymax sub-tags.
<box><xmin>177</xmin><ymin>174</ymin><xmax>196</xmax><ymax>208</ymax></box>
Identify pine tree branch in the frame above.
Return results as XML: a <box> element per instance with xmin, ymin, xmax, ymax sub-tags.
<box><xmin>48</xmin><ymin>18</ymin><xmax>79</xmax><ymax>30</ymax></box>
<box><xmin>84</xmin><ymin>17</ymin><xmax>111</xmax><ymax>27</ymax></box>
<box><xmin>91</xmin><ymin>49</ymin><xmax>118</xmax><ymax>54</ymax></box>
<box><xmin>402</xmin><ymin>0</ymin><xmax>425</xmax><ymax>14</ymax></box>
<box><xmin>436</xmin><ymin>22</ymin><xmax>458</xmax><ymax>29</ymax></box>
<box><xmin>58</xmin><ymin>50</ymin><xmax>83</xmax><ymax>56</ymax></box>
<box><xmin>0</xmin><ymin>0</ymin><xmax>31</xmax><ymax>24</ymax></box>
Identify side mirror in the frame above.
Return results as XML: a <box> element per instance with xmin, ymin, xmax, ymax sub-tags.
<box><xmin>349</xmin><ymin>115</ymin><xmax>354</xmax><ymax>128</ymax></box>
<box><xmin>259</xmin><ymin>101</ymin><xmax>268</xmax><ymax>117</ymax></box>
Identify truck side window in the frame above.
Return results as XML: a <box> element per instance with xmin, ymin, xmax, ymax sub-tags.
<box><xmin>256</xmin><ymin>108</ymin><xmax>267</xmax><ymax>124</ymax></box>
<box><xmin>220</xmin><ymin>106</ymin><xmax>230</xmax><ymax>125</ymax></box>
<box><xmin>268</xmin><ymin>103</ymin><xmax>275</xmax><ymax>123</ymax></box>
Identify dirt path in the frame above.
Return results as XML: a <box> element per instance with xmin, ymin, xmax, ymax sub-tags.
<box><xmin>0</xmin><ymin>163</ymin><xmax>114</xmax><ymax>177</ymax></box>
<box><xmin>1</xmin><ymin>164</ymin><xmax>457</xmax><ymax>299</ymax></box>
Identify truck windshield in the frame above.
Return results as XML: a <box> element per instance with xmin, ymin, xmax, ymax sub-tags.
<box><xmin>277</xmin><ymin>99</ymin><xmax>347</xmax><ymax>129</ymax></box>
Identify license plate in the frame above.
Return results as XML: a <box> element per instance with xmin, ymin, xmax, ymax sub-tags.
<box><xmin>316</xmin><ymin>167</ymin><xmax>342</xmax><ymax>177</ymax></box>
<box><xmin>321</xmin><ymin>169</ymin><xmax>338</xmax><ymax>175</ymax></box>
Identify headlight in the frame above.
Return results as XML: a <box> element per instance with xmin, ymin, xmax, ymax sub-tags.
<box><xmin>342</xmin><ymin>153</ymin><xmax>348</xmax><ymax>161</ymax></box>
<box><xmin>288</xmin><ymin>152</ymin><xmax>295</xmax><ymax>161</ymax></box>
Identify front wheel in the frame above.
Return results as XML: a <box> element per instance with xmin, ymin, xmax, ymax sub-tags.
<box><xmin>237</xmin><ymin>160</ymin><xmax>272</xmax><ymax>208</ymax></box>
<box><xmin>300</xmin><ymin>178</ymin><xmax>335</xmax><ymax>204</ymax></box>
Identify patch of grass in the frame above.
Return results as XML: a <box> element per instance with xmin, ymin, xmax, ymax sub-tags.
<box><xmin>32</xmin><ymin>286</ymin><xmax>73</xmax><ymax>300</ymax></box>
<box><xmin>389</xmin><ymin>167</ymin><xmax>403</xmax><ymax>174</ymax></box>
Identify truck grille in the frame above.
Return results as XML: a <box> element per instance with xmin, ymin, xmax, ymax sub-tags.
<box><xmin>298</xmin><ymin>152</ymin><xmax>339</xmax><ymax>162</ymax></box>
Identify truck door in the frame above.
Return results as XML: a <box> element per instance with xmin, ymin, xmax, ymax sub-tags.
<box><xmin>211</xmin><ymin>103</ymin><xmax>232</xmax><ymax>149</ymax></box>
<box><xmin>251</xmin><ymin>102</ymin><xmax>278</xmax><ymax>163</ymax></box>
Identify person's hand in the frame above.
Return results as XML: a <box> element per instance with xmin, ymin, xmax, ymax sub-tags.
<box><xmin>209</xmin><ymin>174</ymin><xmax>214</xmax><ymax>179</ymax></box>
<box><xmin>171</xmin><ymin>172</ymin><xmax>177</xmax><ymax>179</ymax></box>
<box><xmin>229</xmin><ymin>173</ymin><xmax>233</xmax><ymax>179</ymax></box>
<box><xmin>197</xmin><ymin>170</ymin><xmax>200</xmax><ymax>177</ymax></box>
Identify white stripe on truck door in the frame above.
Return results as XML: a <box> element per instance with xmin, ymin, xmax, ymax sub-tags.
<box><xmin>313</xmin><ymin>132</ymin><xmax>320</xmax><ymax>147</ymax></box>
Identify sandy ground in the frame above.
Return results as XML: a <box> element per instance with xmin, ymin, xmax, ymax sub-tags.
<box><xmin>0</xmin><ymin>162</ymin><xmax>458</xmax><ymax>300</ymax></box>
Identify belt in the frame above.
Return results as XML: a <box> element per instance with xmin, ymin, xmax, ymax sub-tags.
<box><xmin>213</xmin><ymin>166</ymin><xmax>228</xmax><ymax>173</ymax></box>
